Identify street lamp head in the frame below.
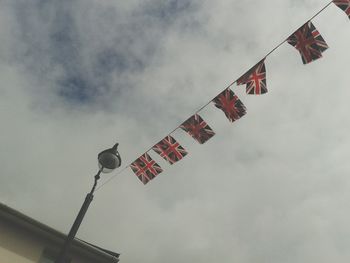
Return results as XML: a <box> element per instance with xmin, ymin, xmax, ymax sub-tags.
<box><xmin>98</xmin><ymin>143</ymin><xmax>122</xmax><ymax>173</ymax></box>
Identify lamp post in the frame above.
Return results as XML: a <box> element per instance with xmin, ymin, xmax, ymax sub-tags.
<box><xmin>55</xmin><ymin>143</ymin><xmax>121</xmax><ymax>263</ymax></box>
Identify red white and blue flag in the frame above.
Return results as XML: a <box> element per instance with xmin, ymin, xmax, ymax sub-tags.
<box><xmin>237</xmin><ymin>60</ymin><xmax>267</xmax><ymax>94</ymax></box>
<box><xmin>287</xmin><ymin>22</ymin><xmax>328</xmax><ymax>64</ymax></box>
<box><xmin>152</xmin><ymin>136</ymin><xmax>187</xmax><ymax>165</ymax></box>
<box><xmin>333</xmin><ymin>0</ymin><xmax>350</xmax><ymax>19</ymax></box>
<box><xmin>180</xmin><ymin>114</ymin><xmax>215</xmax><ymax>144</ymax></box>
<box><xmin>130</xmin><ymin>153</ymin><xmax>163</xmax><ymax>185</ymax></box>
<box><xmin>212</xmin><ymin>88</ymin><xmax>247</xmax><ymax>122</ymax></box>
<box><xmin>309</xmin><ymin>22</ymin><xmax>329</xmax><ymax>53</ymax></box>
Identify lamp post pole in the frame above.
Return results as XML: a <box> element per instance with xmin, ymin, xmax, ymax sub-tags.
<box><xmin>55</xmin><ymin>143</ymin><xmax>121</xmax><ymax>263</ymax></box>
<box><xmin>55</xmin><ymin>169</ymin><xmax>102</xmax><ymax>263</ymax></box>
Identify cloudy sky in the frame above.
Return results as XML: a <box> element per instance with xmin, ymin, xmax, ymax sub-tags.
<box><xmin>1</xmin><ymin>0</ymin><xmax>350</xmax><ymax>262</ymax></box>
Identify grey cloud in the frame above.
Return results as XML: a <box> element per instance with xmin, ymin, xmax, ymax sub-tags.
<box><xmin>6</xmin><ymin>0</ymin><xmax>201</xmax><ymax>109</ymax></box>
<box><xmin>1</xmin><ymin>1</ymin><xmax>350</xmax><ymax>263</ymax></box>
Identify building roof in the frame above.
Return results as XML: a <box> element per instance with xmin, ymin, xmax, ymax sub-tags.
<box><xmin>0</xmin><ymin>202</ymin><xmax>119</xmax><ymax>263</ymax></box>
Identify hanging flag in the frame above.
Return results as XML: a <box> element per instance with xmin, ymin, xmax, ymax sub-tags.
<box><xmin>287</xmin><ymin>22</ymin><xmax>328</xmax><ymax>64</ymax></box>
<box><xmin>309</xmin><ymin>22</ymin><xmax>329</xmax><ymax>53</ymax></box>
<box><xmin>237</xmin><ymin>60</ymin><xmax>267</xmax><ymax>94</ymax></box>
<box><xmin>130</xmin><ymin>153</ymin><xmax>163</xmax><ymax>185</ymax></box>
<box><xmin>180</xmin><ymin>114</ymin><xmax>215</xmax><ymax>144</ymax></box>
<box><xmin>333</xmin><ymin>0</ymin><xmax>350</xmax><ymax>19</ymax></box>
<box><xmin>212</xmin><ymin>88</ymin><xmax>247</xmax><ymax>122</ymax></box>
<box><xmin>152</xmin><ymin>136</ymin><xmax>188</xmax><ymax>165</ymax></box>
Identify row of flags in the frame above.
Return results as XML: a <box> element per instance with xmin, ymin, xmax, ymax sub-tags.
<box><xmin>131</xmin><ymin>89</ymin><xmax>246</xmax><ymax>184</ymax></box>
<box><xmin>128</xmin><ymin>1</ymin><xmax>349</xmax><ymax>185</ymax></box>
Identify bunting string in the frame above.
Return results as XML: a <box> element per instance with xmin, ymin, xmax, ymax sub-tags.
<box><xmin>96</xmin><ymin>0</ymin><xmax>347</xmax><ymax>190</ymax></box>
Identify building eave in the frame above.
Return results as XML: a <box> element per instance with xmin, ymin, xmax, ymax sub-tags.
<box><xmin>0</xmin><ymin>202</ymin><xmax>119</xmax><ymax>263</ymax></box>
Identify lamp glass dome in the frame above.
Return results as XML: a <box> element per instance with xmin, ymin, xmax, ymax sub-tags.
<box><xmin>97</xmin><ymin>143</ymin><xmax>121</xmax><ymax>173</ymax></box>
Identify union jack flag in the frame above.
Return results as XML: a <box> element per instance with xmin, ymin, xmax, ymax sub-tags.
<box><xmin>180</xmin><ymin>114</ymin><xmax>215</xmax><ymax>144</ymax></box>
<box><xmin>287</xmin><ymin>22</ymin><xmax>328</xmax><ymax>64</ymax></box>
<box><xmin>130</xmin><ymin>153</ymin><xmax>163</xmax><ymax>185</ymax></box>
<box><xmin>212</xmin><ymin>88</ymin><xmax>247</xmax><ymax>122</ymax></box>
<box><xmin>333</xmin><ymin>0</ymin><xmax>350</xmax><ymax>19</ymax></box>
<box><xmin>237</xmin><ymin>60</ymin><xmax>267</xmax><ymax>94</ymax></box>
<box><xmin>152</xmin><ymin>136</ymin><xmax>188</xmax><ymax>165</ymax></box>
<box><xmin>309</xmin><ymin>22</ymin><xmax>329</xmax><ymax>53</ymax></box>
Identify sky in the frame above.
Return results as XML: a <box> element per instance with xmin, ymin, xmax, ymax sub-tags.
<box><xmin>0</xmin><ymin>0</ymin><xmax>350</xmax><ymax>262</ymax></box>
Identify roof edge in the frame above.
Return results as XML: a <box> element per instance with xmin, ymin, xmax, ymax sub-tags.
<box><xmin>0</xmin><ymin>202</ymin><xmax>119</xmax><ymax>262</ymax></box>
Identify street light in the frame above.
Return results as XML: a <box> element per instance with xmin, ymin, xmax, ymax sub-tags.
<box><xmin>55</xmin><ymin>143</ymin><xmax>121</xmax><ymax>263</ymax></box>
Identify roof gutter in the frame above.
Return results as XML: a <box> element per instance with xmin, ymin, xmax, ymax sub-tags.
<box><xmin>0</xmin><ymin>203</ymin><xmax>119</xmax><ymax>263</ymax></box>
